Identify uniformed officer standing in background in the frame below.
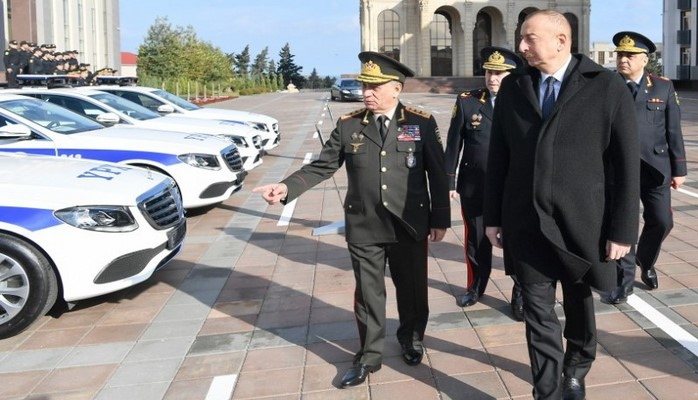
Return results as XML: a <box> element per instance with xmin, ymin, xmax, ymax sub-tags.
<box><xmin>3</xmin><ymin>40</ymin><xmax>21</xmax><ymax>88</ymax></box>
<box><xmin>603</xmin><ymin>31</ymin><xmax>688</xmax><ymax>304</ymax></box>
<box><xmin>445</xmin><ymin>46</ymin><xmax>524</xmax><ymax>321</ymax></box>
<box><xmin>254</xmin><ymin>51</ymin><xmax>450</xmax><ymax>388</ymax></box>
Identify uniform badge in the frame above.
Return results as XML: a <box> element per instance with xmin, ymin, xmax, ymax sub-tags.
<box><xmin>351</xmin><ymin>132</ymin><xmax>364</xmax><ymax>142</ymax></box>
<box><xmin>406</xmin><ymin>151</ymin><xmax>416</xmax><ymax>168</ymax></box>
<box><xmin>674</xmin><ymin>91</ymin><xmax>680</xmax><ymax>106</ymax></box>
<box><xmin>397</xmin><ymin>125</ymin><xmax>421</xmax><ymax>141</ymax></box>
<box><xmin>470</xmin><ymin>114</ymin><xmax>482</xmax><ymax>128</ymax></box>
<box><xmin>350</xmin><ymin>142</ymin><xmax>364</xmax><ymax>153</ymax></box>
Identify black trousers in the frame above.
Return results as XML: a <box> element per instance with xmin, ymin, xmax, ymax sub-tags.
<box><xmin>347</xmin><ymin>224</ymin><xmax>429</xmax><ymax>367</ymax></box>
<box><xmin>522</xmin><ymin>279</ymin><xmax>596</xmax><ymax>400</ymax></box>
<box><xmin>617</xmin><ymin>182</ymin><xmax>673</xmax><ymax>288</ymax></box>
<box><xmin>460</xmin><ymin>203</ymin><xmax>491</xmax><ymax>295</ymax></box>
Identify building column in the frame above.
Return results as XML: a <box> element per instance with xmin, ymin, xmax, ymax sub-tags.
<box><xmin>418</xmin><ymin>0</ymin><xmax>431</xmax><ymax>77</ymax></box>
<box><xmin>463</xmin><ymin>2</ymin><xmax>474</xmax><ymax>77</ymax></box>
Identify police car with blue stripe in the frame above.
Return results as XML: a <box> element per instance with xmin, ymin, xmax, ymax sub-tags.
<box><xmin>0</xmin><ymin>153</ymin><xmax>186</xmax><ymax>338</ymax></box>
<box><xmin>0</xmin><ymin>93</ymin><xmax>245</xmax><ymax>209</ymax></box>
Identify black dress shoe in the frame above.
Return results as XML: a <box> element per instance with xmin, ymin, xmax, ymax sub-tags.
<box><xmin>459</xmin><ymin>289</ymin><xmax>479</xmax><ymax>307</ymax></box>
<box><xmin>401</xmin><ymin>342</ymin><xmax>423</xmax><ymax>365</ymax></box>
<box><xmin>562</xmin><ymin>376</ymin><xmax>585</xmax><ymax>400</ymax></box>
<box><xmin>340</xmin><ymin>364</ymin><xmax>381</xmax><ymax>388</ymax></box>
<box><xmin>641</xmin><ymin>266</ymin><xmax>659</xmax><ymax>289</ymax></box>
<box><xmin>601</xmin><ymin>286</ymin><xmax>634</xmax><ymax>305</ymax></box>
<box><xmin>511</xmin><ymin>302</ymin><xmax>524</xmax><ymax>321</ymax></box>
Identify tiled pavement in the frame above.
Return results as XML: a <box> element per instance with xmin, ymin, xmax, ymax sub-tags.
<box><xmin>1</xmin><ymin>89</ymin><xmax>698</xmax><ymax>399</ymax></box>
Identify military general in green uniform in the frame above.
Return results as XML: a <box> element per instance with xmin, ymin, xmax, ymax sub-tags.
<box><xmin>254</xmin><ymin>51</ymin><xmax>450</xmax><ymax>388</ymax></box>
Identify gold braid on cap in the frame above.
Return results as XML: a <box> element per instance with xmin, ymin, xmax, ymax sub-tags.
<box><xmin>488</xmin><ymin>51</ymin><xmax>505</xmax><ymax>65</ymax></box>
<box><xmin>619</xmin><ymin>35</ymin><xmax>635</xmax><ymax>48</ymax></box>
<box><xmin>357</xmin><ymin>60</ymin><xmax>400</xmax><ymax>83</ymax></box>
<box><xmin>616</xmin><ymin>34</ymin><xmax>646</xmax><ymax>53</ymax></box>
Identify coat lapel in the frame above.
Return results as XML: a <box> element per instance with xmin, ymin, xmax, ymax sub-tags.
<box><xmin>517</xmin><ymin>71</ymin><xmax>541</xmax><ymax>118</ymax></box>
<box><xmin>359</xmin><ymin>109</ymin><xmax>382</xmax><ymax>147</ymax></box>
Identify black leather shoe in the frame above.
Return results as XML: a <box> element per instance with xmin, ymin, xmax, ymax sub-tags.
<box><xmin>340</xmin><ymin>364</ymin><xmax>381</xmax><ymax>388</ymax></box>
<box><xmin>601</xmin><ymin>286</ymin><xmax>634</xmax><ymax>305</ymax></box>
<box><xmin>400</xmin><ymin>343</ymin><xmax>423</xmax><ymax>366</ymax></box>
<box><xmin>511</xmin><ymin>302</ymin><xmax>524</xmax><ymax>321</ymax></box>
<box><xmin>641</xmin><ymin>266</ymin><xmax>659</xmax><ymax>289</ymax></box>
<box><xmin>562</xmin><ymin>376</ymin><xmax>585</xmax><ymax>400</ymax></box>
<box><xmin>459</xmin><ymin>289</ymin><xmax>479</xmax><ymax>307</ymax></box>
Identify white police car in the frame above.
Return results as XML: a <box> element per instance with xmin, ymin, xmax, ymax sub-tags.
<box><xmin>6</xmin><ymin>87</ymin><xmax>263</xmax><ymax>171</ymax></box>
<box><xmin>0</xmin><ymin>93</ymin><xmax>245</xmax><ymax>209</ymax></box>
<box><xmin>0</xmin><ymin>153</ymin><xmax>186</xmax><ymax>338</ymax></box>
<box><xmin>93</xmin><ymin>82</ymin><xmax>281</xmax><ymax>151</ymax></box>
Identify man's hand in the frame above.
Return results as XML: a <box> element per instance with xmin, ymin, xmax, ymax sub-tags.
<box><xmin>486</xmin><ymin>226</ymin><xmax>503</xmax><ymax>249</ymax></box>
<box><xmin>672</xmin><ymin>176</ymin><xmax>686</xmax><ymax>190</ymax></box>
<box><xmin>605</xmin><ymin>240</ymin><xmax>631</xmax><ymax>261</ymax></box>
<box><xmin>252</xmin><ymin>183</ymin><xmax>288</xmax><ymax>205</ymax></box>
<box><xmin>429</xmin><ymin>228</ymin><xmax>446</xmax><ymax>242</ymax></box>
<box><xmin>449</xmin><ymin>190</ymin><xmax>458</xmax><ymax>200</ymax></box>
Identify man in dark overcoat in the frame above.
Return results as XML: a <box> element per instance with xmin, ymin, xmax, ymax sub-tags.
<box><xmin>603</xmin><ymin>31</ymin><xmax>687</xmax><ymax>304</ymax></box>
<box><xmin>445</xmin><ymin>46</ymin><xmax>523</xmax><ymax>320</ymax></box>
<box><xmin>254</xmin><ymin>52</ymin><xmax>450</xmax><ymax>388</ymax></box>
<box><xmin>483</xmin><ymin>10</ymin><xmax>640</xmax><ymax>400</ymax></box>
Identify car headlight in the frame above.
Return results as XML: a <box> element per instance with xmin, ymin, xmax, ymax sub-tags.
<box><xmin>54</xmin><ymin>206</ymin><xmax>138</xmax><ymax>232</ymax></box>
<box><xmin>245</xmin><ymin>121</ymin><xmax>268</xmax><ymax>132</ymax></box>
<box><xmin>177</xmin><ymin>153</ymin><xmax>221</xmax><ymax>170</ymax></box>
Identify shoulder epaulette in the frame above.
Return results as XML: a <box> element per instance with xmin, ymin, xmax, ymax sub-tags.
<box><xmin>405</xmin><ymin>106</ymin><xmax>431</xmax><ymax>118</ymax></box>
<box><xmin>458</xmin><ymin>88</ymin><xmax>485</xmax><ymax>99</ymax></box>
<box><xmin>340</xmin><ymin>108</ymin><xmax>366</xmax><ymax>121</ymax></box>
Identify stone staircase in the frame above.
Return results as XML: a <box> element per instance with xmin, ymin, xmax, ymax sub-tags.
<box><xmin>402</xmin><ymin>76</ymin><xmax>486</xmax><ymax>94</ymax></box>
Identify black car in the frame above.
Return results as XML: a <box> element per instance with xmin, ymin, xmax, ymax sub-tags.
<box><xmin>330</xmin><ymin>79</ymin><xmax>363</xmax><ymax>102</ymax></box>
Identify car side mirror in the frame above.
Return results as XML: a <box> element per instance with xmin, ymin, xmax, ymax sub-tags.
<box><xmin>157</xmin><ymin>104</ymin><xmax>175</xmax><ymax>115</ymax></box>
<box><xmin>0</xmin><ymin>124</ymin><xmax>32</xmax><ymax>139</ymax></box>
<box><xmin>96</xmin><ymin>112</ymin><xmax>120</xmax><ymax>126</ymax></box>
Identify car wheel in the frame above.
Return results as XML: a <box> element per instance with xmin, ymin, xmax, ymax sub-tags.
<box><xmin>339</xmin><ymin>93</ymin><xmax>345</xmax><ymax>102</ymax></box>
<box><xmin>330</xmin><ymin>91</ymin><xmax>336</xmax><ymax>101</ymax></box>
<box><xmin>0</xmin><ymin>233</ymin><xmax>58</xmax><ymax>339</ymax></box>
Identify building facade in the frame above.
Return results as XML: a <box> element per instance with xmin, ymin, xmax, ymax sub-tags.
<box><xmin>1</xmin><ymin>0</ymin><xmax>120</xmax><ymax>75</ymax></box>
<box><xmin>663</xmin><ymin>0</ymin><xmax>695</xmax><ymax>81</ymax></box>
<box><xmin>360</xmin><ymin>0</ymin><xmax>590</xmax><ymax>77</ymax></box>
<box><xmin>590</xmin><ymin>41</ymin><xmax>663</xmax><ymax>70</ymax></box>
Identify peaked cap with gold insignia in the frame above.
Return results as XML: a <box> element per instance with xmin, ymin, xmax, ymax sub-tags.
<box><xmin>480</xmin><ymin>46</ymin><xmax>523</xmax><ymax>71</ymax></box>
<box><xmin>356</xmin><ymin>51</ymin><xmax>415</xmax><ymax>84</ymax></box>
<box><xmin>613</xmin><ymin>31</ymin><xmax>656</xmax><ymax>54</ymax></box>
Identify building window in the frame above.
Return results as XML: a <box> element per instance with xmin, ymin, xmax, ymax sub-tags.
<box><xmin>430</xmin><ymin>12</ymin><xmax>452</xmax><ymax>76</ymax></box>
<box><xmin>599</xmin><ymin>51</ymin><xmax>605</xmax><ymax>65</ymax></box>
<box><xmin>682</xmin><ymin>48</ymin><xmax>691</xmax><ymax>65</ymax></box>
<box><xmin>378</xmin><ymin>10</ymin><xmax>400</xmax><ymax>61</ymax></box>
<box><xmin>681</xmin><ymin>11</ymin><xmax>692</xmax><ymax>30</ymax></box>
<box><xmin>473</xmin><ymin>12</ymin><xmax>492</xmax><ymax>76</ymax></box>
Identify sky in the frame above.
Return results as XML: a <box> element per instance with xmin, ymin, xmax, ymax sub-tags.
<box><xmin>119</xmin><ymin>0</ymin><xmax>663</xmax><ymax>77</ymax></box>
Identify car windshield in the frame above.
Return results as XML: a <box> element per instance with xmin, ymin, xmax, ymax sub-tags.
<box><xmin>152</xmin><ymin>90</ymin><xmax>201</xmax><ymax>111</ymax></box>
<box><xmin>0</xmin><ymin>98</ymin><xmax>105</xmax><ymax>134</ymax></box>
<box><xmin>88</xmin><ymin>92</ymin><xmax>161</xmax><ymax>121</ymax></box>
<box><xmin>341</xmin><ymin>79</ymin><xmax>361</xmax><ymax>89</ymax></box>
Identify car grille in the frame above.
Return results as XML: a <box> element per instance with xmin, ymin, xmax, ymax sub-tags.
<box><xmin>252</xmin><ymin>135</ymin><xmax>262</xmax><ymax>149</ymax></box>
<box><xmin>138</xmin><ymin>180</ymin><xmax>184</xmax><ymax>229</ymax></box>
<box><xmin>223</xmin><ymin>146</ymin><xmax>244</xmax><ymax>172</ymax></box>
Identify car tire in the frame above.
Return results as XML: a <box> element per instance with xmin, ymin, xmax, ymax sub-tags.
<box><xmin>0</xmin><ymin>233</ymin><xmax>58</xmax><ymax>339</ymax></box>
<box><xmin>339</xmin><ymin>93</ymin><xmax>345</xmax><ymax>102</ymax></box>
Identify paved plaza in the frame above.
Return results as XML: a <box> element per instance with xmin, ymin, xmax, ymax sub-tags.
<box><xmin>1</xmin><ymin>88</ymin><xmax>698</xmax><ymax>399</ymax></box>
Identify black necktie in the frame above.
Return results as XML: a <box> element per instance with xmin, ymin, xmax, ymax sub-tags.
<box><xmin>627</xmin><ymin>81</ymin><xmax>638</xmax><ymax>98</ymax></box>
<box><xmin>541</xmin><ymin>76</ymin><xmax>556</xmax><ymax>120</ymax></box>
<box><xmin>377</xmin><ymin>115</ymin><xmax>388</xmax><ymax>141</ymax></box>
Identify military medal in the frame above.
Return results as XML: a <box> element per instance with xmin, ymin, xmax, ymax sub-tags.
<box><xmin>471</xmin><ymin>114</ymin><xmax>482</xmax><ymax>128</ymax></box>
<box><xmin>351</xmin><ymin>143</ymin><xmax>364</xmax><ymax>153</ymax></box>
<box><xmin>406</xmin><ymin>150</ymin><xmax>416</xmax><ymax>168</ymax></box>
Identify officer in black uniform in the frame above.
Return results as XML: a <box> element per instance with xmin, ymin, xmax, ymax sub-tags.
<box><xmin>18</xmin><ymin>41</ymin><xmax>31</xmax><ymax>74</ymax></box>
<box><xmin>3</xmin><ymin>40</ymin><xmax>21</xmax><ymax>88</ymax></box>
<box><xmin>28</xmin><ymin>48</ymin><xmax>44</xmax><ymax>74</ymax></box>
<box><xmin>603</xmin><ymin>31</ymin><xmax>688</xmax><ymax>304</ymax></box>
<box><xmin>254</xmin><ymin>52</ymin><xmax>450</xmax><ymax>388</ymax></box>
<box><xmin>445</xmin><ymin>46</ymin><xmax>525</xmax><ymax>321</ymax></box>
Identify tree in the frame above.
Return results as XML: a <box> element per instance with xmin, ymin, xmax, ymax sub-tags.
<box><xmin>277</xmin><ymin>43</ymin><xmax>305</xmax><ymax>89</ymax></box>
<box><xmin>323</xmin><ymin>76</ymin><xmax>337</xmax><ymax>88</ymax></box>
<box><xmin>647</xmin><ymin>53</ymin><xmax>663</xmax><ymax>76</ymax></box>
<box><xmin>267</xmin><ymin>59</ymin><xmax>277</xmax><ymax>76</ymax></box>
<box><xmin>233</xmin><ymin>45</ymin><xmax>251</xmax><ymax>77</ymax></box>
<box><xmin>137</xmin><ymin>17</ymin><xmax>187</xmax><ymax>79</ymax></box>
<box><xmin>251</xmin><ymin>47</ymin><xmax>269</xmax><ymax>77</ymax></box>
<box><xmin>306</xmin><ymin>68</ymin><xmax>320</xmax><ymax>89</ymax></box>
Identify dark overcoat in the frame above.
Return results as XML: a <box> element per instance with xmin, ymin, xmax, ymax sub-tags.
<box><xmin>633</xmin><ymin>73</ymin><xmax>687</xmax><ymax>185</ymax></box>
<box><xmin>282</xmin><ymin>102</ymin><xmax>451</xmax><ymax>244</ymax></box>
<box><xmin>445</xmin><ymin>88</ymin><xmax>493</xmax><ymax>215</ymax></box>
<box><xmin>483</xmin><ymin>55</ymin><xmax>641</xmax><ymax>291</ymax></box>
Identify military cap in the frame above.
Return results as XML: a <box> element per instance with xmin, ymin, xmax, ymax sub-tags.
<box><xmin>20</xmin><ymin>40</ymin><xmax>27</xmax><ymax>46</ymax></box>
<box><xmin>9</xmin><ymin>40</ymin><xmax>17</xmax><ymax>45</ymax></box>
<box><xmin>356</xmin><ymin>51</ymin><xmax>415</xmax><ymax>84</ymax></box>
<box><xmin>480</xmin><ymin>46</ymin><xmax>523</xmax><ymax>71</ymax></box>
<box><xmin>613</xmin><ymin>31</ymin><xmax>656</xmax><ymax>54</ymax></box>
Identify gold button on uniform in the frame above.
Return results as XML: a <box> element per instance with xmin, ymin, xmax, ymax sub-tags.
<box><xmin>381</xmin><ymin>151</ymin><xmax>387</xmax><ymax>156</ymax></box>
<box><xmin>381</xmin><ymin>167</ymin><xmax>387</xmax><ymax>172</ymax></box>
<box><xmin>383</xmin><ymin>201</ymin><xmax>388</xmax><ymax>206</ymax></box>
<box><xmin>381</xmin><ymin>185</ymin><xmax>387</xmax><ymax>190</ymax></box>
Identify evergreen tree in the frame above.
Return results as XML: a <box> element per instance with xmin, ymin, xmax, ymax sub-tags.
<box><xmin>647</xmin><ymin>53</ymin><xmax>663</xmax><ymax>76</ymax></box>
<box><xmin>234</xmin><ymin>45</ymin><xmax>251</xmax><ymax>77</ymax></box>
<box><xmin>251</xmin><ymin>47</ymin><xmax>269</xmax><ymax>77</ymax></box>
<box><xmin>306</xmin><ymin>68</ymin><xmax>320</xmax><ymax>89</ymax></box>
<box><xmin>277</xmin><ymin>43</ymin><xmax>305</xmax><ymax>88</ymax></box>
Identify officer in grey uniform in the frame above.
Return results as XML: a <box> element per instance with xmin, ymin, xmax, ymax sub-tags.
<box><xmin>445</xmin><ymin>46</ymin><xmax>524</xmax><ymax>320</ymax></box>
<box><xmin>254</xmin><ymin>51</ymin><xmax>450</xmax><ymax>388</ymax></box>
<box><xmin>603</xmin><ymin>31</ymin><xmax>687</xmax><ymax>304</ymax></box>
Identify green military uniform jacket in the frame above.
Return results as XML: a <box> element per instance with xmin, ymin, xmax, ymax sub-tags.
<box><xmin>282</xmin><ymin>102</ymin><xmax>450</xmax><ymax>244</ymax></box>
